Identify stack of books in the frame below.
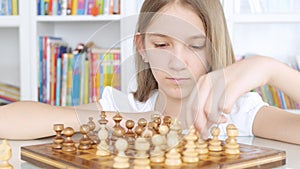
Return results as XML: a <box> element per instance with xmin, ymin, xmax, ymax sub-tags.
<box><xmin>38</xmin><ymin>36</ymin><xmax>120</xmax><ymax>106</ymax></box>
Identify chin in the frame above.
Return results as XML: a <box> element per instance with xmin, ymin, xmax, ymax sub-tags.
<box><xmin>167</xmin><ymin>87</ymin><xmax>192</xmax><ymax>100</ymax></box>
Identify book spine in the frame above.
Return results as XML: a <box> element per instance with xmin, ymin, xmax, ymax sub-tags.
<box><xmin>71</xmin><ymin>0</ymin><xmax>78</xmax><ymax>15</ymax></box>
<box><xmin>61</xmin><ymin>0</ymin><xmax>67</xmax><ymax>15</ymax></box>
<box><xmin>12</xmin><ymin>0</ymin><xmax>19</xmax><ymax>15</ymax></box>
<box><xmin>72</xmin><ymin>53</ymin><xmax>81</xmax><ymax>106</ymax></box>
<box><xmin>56</xmin><ymin>53</ymin><xmax>62</xmax><ymax>106</ymax></box>
<box><xmin>84</xmin><ymin>56</ymin><xmax>89</xmax><ymax>104</ymax></box>
<box><xmin>66</xmin><ymin>52</ymin><xmax>73</xmax><ymax>106</ymax></box>
<box><xmin>39</xmin><ymin>36</ymin><xmax>44</xmax><ymax>102</ymax></box>
<box><xmin>60</xmin><ymin>53</ymin><xmax>68</xmax><ymax>106</ymax></box>
<box><xmin>77</xmin><ymin>0</ymin><xmax>84</xmax><ymax>15</ymax></box>
<box><xmin>52</xmin><ymin>0</ymin><xmax>58</xmax><ymax>15</ymax></box>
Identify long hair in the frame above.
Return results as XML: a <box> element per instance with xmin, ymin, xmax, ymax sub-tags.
<box><xmin>133</xmin><ymin>0</ymin><xmax>235</xmax><ymax>102</ymax></box>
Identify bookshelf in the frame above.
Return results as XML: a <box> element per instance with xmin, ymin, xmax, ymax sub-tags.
<box><xmin>23</xmin><ymin>0</ymin><xmax>139</xmax><ymax>102</ymax></box>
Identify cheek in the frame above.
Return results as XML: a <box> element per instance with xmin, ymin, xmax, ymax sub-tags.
<box><xmin>188</xmin><ymin>51</ymin><xmax>210</xmax><ymax>78</ymax></box>
<box><xmin>146</xmin><ymin>50</ymin><xmax>171</xmax><ymax>70</ymax></box>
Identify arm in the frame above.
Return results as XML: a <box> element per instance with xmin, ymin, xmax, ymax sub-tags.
<box><xmin>253</xmin><ymin>106</ymin><xmax>300</xmax><ymax>145</ymax></box>
<box><xmin>0</xmin><ymin>101</ymin><xmax>157</xmax><ymax>140</ymax></box>
<box><xmin>0</xmin><ymin>101</ymin><xmax>81</xmax><ymax>140</ymax></box>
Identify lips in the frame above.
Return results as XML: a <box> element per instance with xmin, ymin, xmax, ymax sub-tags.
<box><xmin>166</xmin><ymin>77</ymin><xmax>190</xmax><ymax>84</ymax></box>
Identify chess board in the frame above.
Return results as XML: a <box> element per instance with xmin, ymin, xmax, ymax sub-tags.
<box><xmin>21</xmin><ymin>141</ymin><xmax>286</xmax><ymax>169</ymax></box>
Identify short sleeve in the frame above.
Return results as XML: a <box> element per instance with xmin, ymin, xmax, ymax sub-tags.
<box><xmin>218</xmin><ymin>92</ymin><xmax>268</xmax><ymax>136</ymax></box>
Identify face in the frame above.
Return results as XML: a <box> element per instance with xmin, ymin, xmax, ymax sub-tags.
<box><xmin>139</xmin><ymin>4</ymin><xmax>210</xmax><ymax>100</ymax></box>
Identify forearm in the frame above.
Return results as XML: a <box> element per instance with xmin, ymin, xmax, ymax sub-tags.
<box><xmin>0</xmin><ymin>101</ymin><xmax>80</xmax><ymax>140</ymax></box>
<box><xmin>253</xmin><ymin>106</ymin><xmax>300</xmax><ymax>145</ymax></box>
<box><xmin>267</xmin><ymin>57</ymin><xmax>300</xmax><ymax>103</ymax></box>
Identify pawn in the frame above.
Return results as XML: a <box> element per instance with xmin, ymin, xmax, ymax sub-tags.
<box><xmin>208</xmin><ymin>126</ymin><xmax>222</xmax><ymax>155</ymax></box>
<box><xmin>196</xmin><ymin>132</ymin><xmax>208</xmax><ymax>160</ymax></box>
<box><xmin>182</xmin><ymin>126</ymin><xmax>199</xmax><ymax>163</ymax></box>
<box><xmin>96</xmin><ymin>124</ymin><xmax>110</xmax><ymax>156</ymax></box>
<box><xmin>62</xmin><ymin>127</ymin><xmax>76</xmax><ymax>152</ymax></box>
<box><xmin>112</xmin><ymin>113</ymin><xmax>126</xmax><ymax>141</ymax></box>
<box><xmin>158</xmin><ymin>124</ymin><xmax>169</xmax><ymax>151</ymax></box>
<box><xmin>150</xmin><ymin>134</ymin><xmax>165</xmax><ymax>163</ymax></box>
<box><xmin>113</xmin><ymin>138</ymin><xmax>130</xmax><ymax>169</ymax></box>
<box><xmin>125</xmin><ymin>120</ymin><xmax>136</xmax><ymax>144</ymax></box>
<box><xmin>134</xmin><ymin>118</ymin><xmax>147</xmax><ymax>138</ymax></box>
<box><xmin>78</xmin><ymin>124</ymin><xmax>92</xmax><ymax>150</ymax></box>
<box><xmin>165</xmin><ymin>132</ymin><xmax>182</xmax><ymax>166</ymax></box>
<box><xmin>162</xmin><ymin>116</ymin><xmax>172</xmax><ymax>127</ymax></box>
<box><xmin>87</xmin><ymin>117</ymin><xmax>98</xmax><ymax>146</ymax></box>
<box><xmin>0</xmin><ymin>139</ymin><xmax>13</xmax><ymax>169</ymax></box>
<box><xmin>133</xmin><ymin>137</ymin><xmax>151</xmax><ymax>169</ymax></box>
<box><xmin>224</xmin><ymin>124</ymin><xmax>240</xmax><ymax>155</ymax></box>
<box><xmin>52</xmin><ymin>124</ymin><xmax>64</xmax><ymax>149</ymax></box>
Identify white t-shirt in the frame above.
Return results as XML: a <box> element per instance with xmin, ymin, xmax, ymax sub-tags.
<box><xmin>100</xmin><ymin>87</ymin><xmax>268</xmax><ymax>136</ymax></box>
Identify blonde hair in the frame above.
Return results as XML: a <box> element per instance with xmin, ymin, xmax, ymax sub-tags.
<box><xmin>134</xmin><ymin>0</ymin><xmax>235</xmax><ymax>102</ymax></box>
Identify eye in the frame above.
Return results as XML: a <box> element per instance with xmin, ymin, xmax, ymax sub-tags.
<box><xmin>154</xmin><ymin>42</ymin><xmax>169</xmax><ymax>48</ymax></box>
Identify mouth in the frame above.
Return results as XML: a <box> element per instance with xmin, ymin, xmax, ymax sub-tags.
<box><xmin>166</xmin><ymin>77</ymin><xmax>190</xmax><ymax>84</ymax></box>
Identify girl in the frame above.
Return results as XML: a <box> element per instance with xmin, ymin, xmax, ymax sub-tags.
<box><xmin>1</xmin><ymin>0</ymin><xmax>300</xmax><ymax>145</ymax></box>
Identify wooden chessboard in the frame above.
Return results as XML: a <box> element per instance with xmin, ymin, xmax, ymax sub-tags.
<box><xmin>21</xmin><ymin>141</ymin><xmax>286</xmax><ymax>169</ymax></box>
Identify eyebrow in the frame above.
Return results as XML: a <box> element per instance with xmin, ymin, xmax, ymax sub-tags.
<box><xmin>148</xmin><ymin>33</ymin><xmax>206</xmax><ymax>40</ymax></box>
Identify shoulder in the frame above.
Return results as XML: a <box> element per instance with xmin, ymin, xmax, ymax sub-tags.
<box><xmin>99</xmin><ymin>87</ymin><xmax>158</xmax><ymax>112</ymax></box>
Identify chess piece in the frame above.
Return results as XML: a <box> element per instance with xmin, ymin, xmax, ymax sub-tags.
<box><xmin>196</xmin><ymin>131</ymin><xmax>208</xmax><ymax>160</ymax></box>
<box><xmin>150</xmin><ymin>134</ymin><xmax>165</xmax><ymax>163</ymax></box>
<box><xmin>225</xmin><ymin>124</ymin><xmax>240</xmax><ymax>155</ymax></box>
<box><xmin>125</xmin><ymin>120</ymin><xmax>136</xmax><ymax>145</ymax></box>
<box><xmin>165</xmin><ymin>131</ymin><xmax>182</xmax><ymax>166</ymax></box>
<box><xmin>208</xmin><ymin>126</ymin><xmax>222</xmax><ymax>156</ymax></box>
<box><xmin>62</xmin><ymin>127</ymin><xmax>76</xmax><ymax>152</ymax></box>
<box><xmin>112</xmin><ymin>113</ymin><xmax>126</xmax><ymax>141</ymax></box>
<box><xmin>78</xmin><ymin>124</ymin><xmax>92</xmax><ymax>150</ymax></box>
<box><xmin>52</xmin><ymin>124</ymin><xmax>64</xmax><ymax>149</ymax></box>
<box><xmin>182</xmin><ymin>126</ymin><xmax>199</xmax><ymax>163</ymax></box>
<box><xmin>162</xmin><ymin>116</ymin><xmax>172</xmax><ymax>127</ymax></box>
<box><xmin>113</xmin><ymin>138</ymin><xmax>130</xmax><ymax>169</ymax></box>
<box><xmin>0</xmin><ymin>139</ymin><xmax>13</xmax><ymax>169</ymax></box>
<box><xmin>134</xmin><ymin>118</ymin><xmax>147</xmax><ymax>138</ymax></box>
<box><xmin>87</xmin><ymin>117</ymin><xmax>98</xmax><ymax>146</ymax></box>
<box><xmin>96</xmin><ymin>127</ymin><xmax>111</xmax><ymax>156</ymax></box>
<box><xmin>158</xmin><ymin>124</ymin><xmax>169</xmax><ymax>151</ymax></box>
<box><xmin>133</xmin><ymin>137</ymin><xmax>150</xmax><ymax>169</ymax></box>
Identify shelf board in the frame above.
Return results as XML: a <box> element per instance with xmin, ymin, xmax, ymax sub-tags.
<box><xmin>36</xmin><ymin>15</ymin><xmax>121</xmax><ymax>22</ymax></box>
<box><xmin>0</xmin><ymin>16</ymin><xmax>20</xmax><ymax>27</ymax></box>
<box><xmin>231</xmin><ymin>14</ymin><xmax>300</xmax><ymax>23</ymax></box>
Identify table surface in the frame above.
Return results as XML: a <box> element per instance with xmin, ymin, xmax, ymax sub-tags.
<box><xmin>6</xmin><ymin>136</ymin><xmax>300</xmax><ymax>169</ymax></box>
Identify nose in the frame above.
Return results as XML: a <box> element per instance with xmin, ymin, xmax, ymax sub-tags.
<box><xmin>168</xmin><ymin>44</ymin><xmax>187</xmax><ymax>71</ymax></box>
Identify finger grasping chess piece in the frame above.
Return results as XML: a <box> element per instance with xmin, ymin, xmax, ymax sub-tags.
<box><xmin>79</xmin><ymin>124</ymin><xmax>92</xmax><ymax>150</ymax></box>
<box><xmin>225</xmin><ymin>124</ymin><xmax>240</xmax><ymax>155</ymax></box>
<box><xmin>62</xmin><ymin>127</ymin><xmax>76</xmax><ymax>152</ymax></box>
<box><xmin>113</xmin><ymin>138</ymin><xmax>129</xmax><ymax>169</ymax></box>
<box><xmin>52</xmin><ymin>124</ymin><xmax>64</xmax><ymax>149</ymax></box>
<box><xmin>0</xmin><ymin>139</ymin><xmax>13</xmax><ymax>169</ymax></box>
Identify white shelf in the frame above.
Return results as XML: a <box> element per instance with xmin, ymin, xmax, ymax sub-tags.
<box><xmin>232</xmin><ymin>14</ymin><xmax>300</xmax><ymax>23</ymax></box>
<box><xmin>0</xmin><ymin>16</ymin><xmax>20</xmax><ymax>27</ymax></box>
<box><xmin>36</xmin><ymin>15</ymin><xmax>121</xmax><ymax>22</ymax></box>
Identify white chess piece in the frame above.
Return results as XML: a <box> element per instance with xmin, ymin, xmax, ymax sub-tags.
<box><xmin>0</xmin><ymin>139</ymin><xmax>13</xmax><ymax>169</ymax></box>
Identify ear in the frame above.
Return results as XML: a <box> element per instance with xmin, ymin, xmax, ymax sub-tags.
<box><xmin>134</xmin><ymin>33</ymin><xmax>149</xmax><ymax>63</ymax></box>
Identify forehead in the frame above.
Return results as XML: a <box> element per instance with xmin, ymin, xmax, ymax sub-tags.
<box><xmin>145</xmin><ymin>4</ymin><xmax>206</xmax><ymax>41</ymax></box>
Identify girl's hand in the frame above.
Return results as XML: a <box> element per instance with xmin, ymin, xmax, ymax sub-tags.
<box><xmin>187</xmin><ymin>56</ymin><xmax>274</xmax><ymax>135</ymax></box>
